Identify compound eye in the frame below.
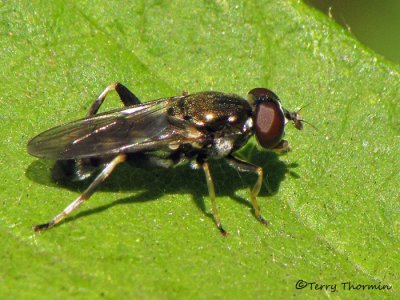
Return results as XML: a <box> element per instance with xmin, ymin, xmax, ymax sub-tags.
<box><xmin>254</xmin><ymin>101</ymin><xmax>285</xmax><ymax>148</ymax></box>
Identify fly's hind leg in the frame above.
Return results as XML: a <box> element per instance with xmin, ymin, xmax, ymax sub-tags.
<box><xmin>61</xmin><ymin>82</ymin><xmax>140</xmax><ymax>180</ymax></box>
<box><xmin>34</xmin><ymin>154</ymin><xmax>127</xmax><ymax>231</ymax></box>
<box><xmin>226</xmin><ymin>155</ymin><xmax>268</xmax><ymax>225</ymax></box>
<box><xmin>87</xmin><ymin>82</ymin><xmax>141</xmax><ymax>116</ymax></box>
<box><xmin>201</xmin><ymin>161</ymin><xmax>227</xmax><ymax>236</ymax></box>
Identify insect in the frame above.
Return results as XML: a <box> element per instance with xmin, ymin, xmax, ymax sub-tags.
<box><xmin>28</xmin><ymin>83</ymin><xmax>303</xmax><ymax>235</ymax></box>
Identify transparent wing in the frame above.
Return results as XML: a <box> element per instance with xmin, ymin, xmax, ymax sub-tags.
<box><xmin>28</xmin><ymin>96</ymin><xmax>201</xmax><ymax>160</ymax></box>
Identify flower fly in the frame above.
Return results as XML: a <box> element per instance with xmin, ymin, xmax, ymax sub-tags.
<box><xmin>28</xmin><ymin>83</ymin><xmax>302</xmax><ymax>235</ymax></box>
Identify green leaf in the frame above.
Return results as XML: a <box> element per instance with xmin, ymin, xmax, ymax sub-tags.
<box><xmin>0</xmin><ymin>1</ymin><xmax>398</xmax><ymax>299</ymax></box>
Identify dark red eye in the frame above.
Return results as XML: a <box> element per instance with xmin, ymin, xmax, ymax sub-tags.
<box><xmin>248</xmin><ymin>88</ymin><xmax>285</xmax><ymax>149</ymax></box>
<box><xmin>254</xmin><ymin>101</ymin><xmax>285</xmax><ymax>148</ymax></box>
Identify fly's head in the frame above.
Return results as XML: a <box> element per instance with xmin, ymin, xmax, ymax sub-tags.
<box><xmin>247</xmin><ymin>88</ymin><xmax>303</xmax><ymax>150</ymax></box>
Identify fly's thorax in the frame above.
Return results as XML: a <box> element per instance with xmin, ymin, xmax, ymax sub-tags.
<box><xmin>207</xmin><ymin>115</ymin><xmax>254</xmax><ymax>158</ymax></box>
<box><xmin>169</xmin><ymin>92</ymin><xmax>252</xmax><ymax>132</ymax></box>
<box><xmin>210</xmin><ymin>136</ymin><xmax>236</xmax><ymax>158</ymax></box>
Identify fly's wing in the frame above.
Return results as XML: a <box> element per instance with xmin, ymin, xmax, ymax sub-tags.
<box><xmin>28</xmin><ymin>96</ymin><xmax>202</xmax><ymax>160</ymax></box>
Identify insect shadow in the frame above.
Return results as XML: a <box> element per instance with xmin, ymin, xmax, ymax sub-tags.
<box><xmin>25</xmin><ymin>147</ymin><xmax>299</xmax><ymax>225</ymax></box>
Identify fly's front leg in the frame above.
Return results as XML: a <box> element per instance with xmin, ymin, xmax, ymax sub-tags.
<box><xmin>226</xmin><ymin>155</ymin><xmax>268</xmax><ymax>225</ymax></box>
<box><xmin>272</xmin><ymin>139</ymin><xmax>290</xmax><ymax>154</ymax></box>
<box><xmin>201</xmin><ymin>161</ymin><xmax>227</xmax><ymax>236</ymax></box>
<box><xmin>87</xmin><ymin>82</ymin><xmax>141</xmax><ymax>116</ymax></box>
<box><xmin>34</xmin><ymin>154</ymin><xmax>127</xmax><ymax>231</ymax></box>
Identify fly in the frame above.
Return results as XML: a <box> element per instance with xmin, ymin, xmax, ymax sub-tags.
<box><xmin>28</xmin><ymin>83</ymin><xmax>303</xmax><ymax>235</ymax></box>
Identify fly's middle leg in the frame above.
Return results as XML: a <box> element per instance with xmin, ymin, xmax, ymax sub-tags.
<box><xmin>87</xmin><ymin>82</ymin><xmax>141</xmax><ymax>116</ymax></box>
<box><xmin>34</xmin><ymin>154</ymin><xmax>127</xmax><ymax>231</ymax></box>
<box><xmin>201</xmin><ymin>161</ymin><xmax>227</xmax><ymax>236</ymax></box>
